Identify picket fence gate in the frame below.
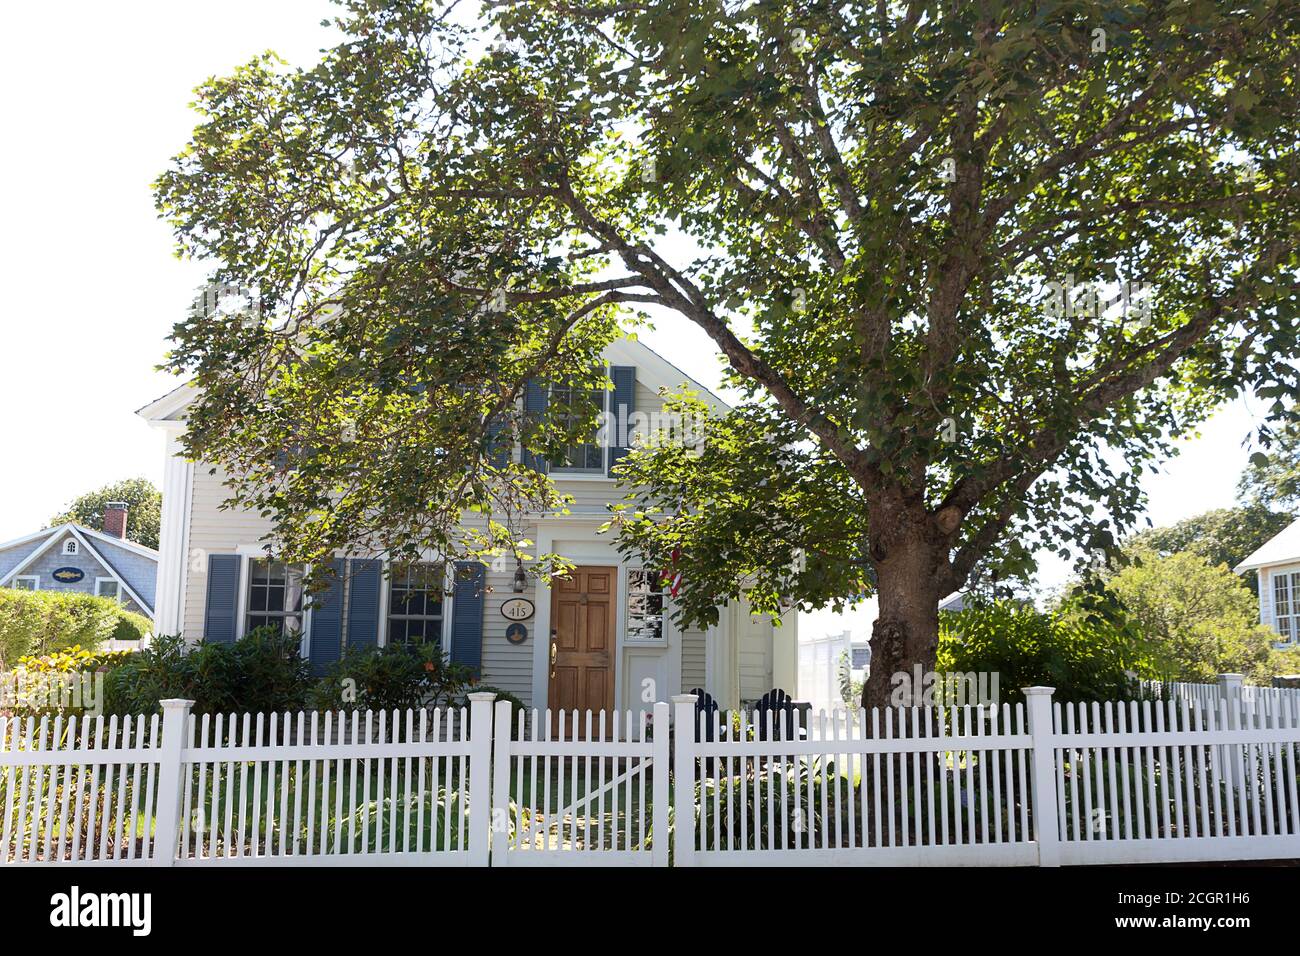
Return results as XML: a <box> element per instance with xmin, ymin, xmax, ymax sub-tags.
<box><xmin>2</xmin><ymin>682</ymin><xmax>1298</xmax><ymax>867</ymax></box>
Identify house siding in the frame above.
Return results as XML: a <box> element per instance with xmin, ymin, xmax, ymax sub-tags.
<box><xmin>479</xmin><ymin>562</ymin><xmax>537</xmax><ymax>708</ymax></box>
<box><xmin>680</xmin><ymin>627</ymin><xmax>707</xmax><ymax>692</ymax></box>
<box><xmin>0</xmin><ymin>543</ymin><xmax>33</xmax><ymax>581</ymax></box>
<box><xmin>1260</xmin><ymin>567</ymin><xmax>1273</xmax><ymax>627</ymax></box>
<box><xmin>8</xmin><ymin>533</ymin><xmax>148</xmax><ymax>616</ymax></box>
<box><xmin>182</xmin><ymin>464</ymin><xmax>277</xmax><ymax>641</ymax></box>
<box><xmin>94</xmin><ymin>538</ymin><xmax>158</xmax><ymax>612</ymax></box>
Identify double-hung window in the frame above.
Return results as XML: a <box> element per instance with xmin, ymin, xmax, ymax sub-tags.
<box><xmin>549</xmin><ymin>382</ymin><xmax>606</xmax><ymax>474</ymax></box>
<box><xmin>387</xmin><ymin>563</ymin><xmax>446</xmax><ymax>647</ymax></box>
<box><xmin>245</xmin><ymin>559</ymin><xmax>305</xmax><ymax>634</ymax></box>
<box><xmin>1274</xmin><ymin>570</ymin><xmax>1300</xmax><ymax>645</ymax></box>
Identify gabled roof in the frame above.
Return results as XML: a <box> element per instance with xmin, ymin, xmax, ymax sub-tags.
<box><xmin>136</xmin><ymin>335</ymin><xmax>731</xmax><ymax>424</ymax></box>
<box><xmin>0</xmin><ymin>523</ymin><xmax>157</xmax><ymax>618</ymax></box>
<box><xmin>1235</xmin><ymin>517</ymin><xmax>1300</xmax><ymax>573</ymax></box>
<box><xmin>136</xmin><ymin>381</ymin><xmax>196</xmax><ymax>423</ymax></box>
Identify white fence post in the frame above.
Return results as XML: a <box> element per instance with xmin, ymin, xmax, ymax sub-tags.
<box><xmin>1217</xmin><ymin>673</ymin><xmax>1245</xmax><ymax>713</ymax></box>
<box><xmin>1218</xmin><ymin>673</ymin><xmax>1245</xmax><ymax>792</ymax></box>
<box><xmin>151</xmin><ymin>699</ymin><xmax>193</xmax><ymax>867</ymax></box>
<box><xmin>671</xmin><ymin>694</ymin><xmax>698</xmax><ymax>868</ymax></box>
<box><xmin>490</xmin><ymin>698</ymin><xmax>513</xmax><ymax>866</ymax></box>
<box><xmin>1023</xmin><ymin>687</ymin><xmax>1061</xmax><ymax>867</ymax></box>
<box><xmin>467</xmin><ymin>692</ymin><xmax>497</xmax><ymax>867</ymax></box>
<box><xmin>651</xmin><ymin>701</ymin><xmax>670</xmax><ymax>867</ymax></box>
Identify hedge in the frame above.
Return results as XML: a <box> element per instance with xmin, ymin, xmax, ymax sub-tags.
<box><xmin>0</xmin><ymin>589</ymin><xmax>152</xmax><ymax>669</ymax></box>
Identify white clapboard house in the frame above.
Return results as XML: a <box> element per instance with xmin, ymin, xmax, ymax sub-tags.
<box><xmin>1236</xmin><ymin>516</ymin><xmax>1300</xmax><ymax>648</ymax></box>
<box><xmin>138</xmin><ymin>337</ymin><xmax>797</xmax><ymax>721</ymax></box>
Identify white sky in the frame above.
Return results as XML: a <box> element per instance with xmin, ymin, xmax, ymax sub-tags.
<box><xmin>0</xmin><ymin>1</ymin><xmax>1268</xmax><ymax>627</ymax></box>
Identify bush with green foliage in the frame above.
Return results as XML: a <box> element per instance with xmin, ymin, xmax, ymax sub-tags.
<box><xmin>109</xmin><ymin>612</ymin><xmax>152</xmax><ymax>643</ymax></box>
<box><xmin>469</xmin><ymin>685</ymin><xmax>527</xmax><ymax>737</ymax></box>
<box><xmin>1125</xmin><ymin>505</ymin><xmax>1292</xmax><ymax>594</ymax></box>
<box><xmin>102</xmin><ymin>629</ymin><xmax>313</xmax><ymax>717</ymax></box>
<box><xmin>311</xmin><ymin>643</ymin><xmax>477</xmax><ymax>713</ymax></box>
<box><xmin>0</xmin><ymin>589</ymin><xmax>149</xmax><ymax>669</ymax></box>
<box><xmin>7</xmin><ymin>645</ymin><xmax>136</xmax><ymax>718</ymax></box>
<box><xmin>1096</xmin><ymin>548</ymin><xmax>1286</xmax><ymax>685</ymax></box>
<box><xmin>937</xmin><ymin>598</ymin><xmax>1154</xmax><ymax>704</ymax></box>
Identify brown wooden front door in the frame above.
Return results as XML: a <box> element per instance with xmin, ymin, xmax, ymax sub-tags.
<box><xmin>549</xmin><ymin>566</ymin><xmax>616</xmax><ymax>731</ymax></box>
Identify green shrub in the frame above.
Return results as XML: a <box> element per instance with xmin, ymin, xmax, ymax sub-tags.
<box><xmin>937</xmin><ymin>597</ymin><xmax>1155</xmax><ymax>704</ymax></box>
<box><xmin>102</xmin><ymin>628</ymin><xmax>313</xmax><ymax>717</ymax></box>
<box><xmin>0</xmin><ymin>589</ymin><xmax>138</xmax><ymax>668</ymax></box>
<box><xmin>311</xmin><ymin>643</ymin><xmax>474</xmax><ymax>713</ymax></box>
<box><xmin>469</xmin><ymin>686</ymin><xmax>527</xmax><ymax>737</ymax></box>
<box><xmin>109</xmin><ymin>610</ymin><xmax>152</xmax><ymax>643</ymax></box>
<box><xmin>8</xmin><ymin>645</ymin><xmax>136</xmax><ymax>718</ymax></box>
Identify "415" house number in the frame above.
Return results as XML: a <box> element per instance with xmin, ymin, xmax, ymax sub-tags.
<box><xmin>501</xmin><ymin>598</ymin><xmax>534</xmax><ymax>621</ymax></box>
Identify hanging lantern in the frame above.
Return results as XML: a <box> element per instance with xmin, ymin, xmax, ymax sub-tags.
<box><xmin>512</xmin><ymin>558</ymin><xmax>527</xmax><ymax>592</ymax></box>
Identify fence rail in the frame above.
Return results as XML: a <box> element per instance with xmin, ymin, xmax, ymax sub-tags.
<box><xmin>3</xmin><ymin>679</ymin><xmax>1298</xmax><ymax>867</ymax></box>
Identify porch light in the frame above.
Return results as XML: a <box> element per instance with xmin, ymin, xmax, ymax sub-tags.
<box><xmin>512</xmin><ymin>559</ymin><xmax>527</xmax><ymax>592</ymax></box>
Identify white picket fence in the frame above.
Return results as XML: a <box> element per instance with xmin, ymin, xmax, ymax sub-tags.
<box><xmin>1140</xmin><ymin>675</ymin><xmax>1300</xmax><ymax>721</ymax></box>
<box><xmin>3</xmin><ymin>683</ymin><xmax>1299</xmax><ymax>867</ymax></box>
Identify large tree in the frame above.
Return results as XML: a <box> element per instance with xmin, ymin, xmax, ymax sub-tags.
<box><xmin>1239</xmin><ymin>421</ymin><xmax>1300</xmax><ymax>514</ymax></box>
<box><xmin>1125</xmin><ymin>504</ymin><xmax>1292</xmax><ymax>591</ymax></box>
<box><xmin>156</xmin><ymin>0</ymin><xmax>1300</xmax><ymax>706</ymax></box>
<box><xmin>50</xmin><ymin>478</ymin><xmax>162</xmax><ymax>551</ymax></box>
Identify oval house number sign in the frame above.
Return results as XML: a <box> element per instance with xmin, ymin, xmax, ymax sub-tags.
<box><xmin>501</xmin><ymin>598</ymin><xmax>534</xmax><ymax>622</ymax></box>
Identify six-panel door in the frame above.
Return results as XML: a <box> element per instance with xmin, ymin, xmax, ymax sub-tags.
<box><xmin>548</xmin><ymin>565</ymin><xmax>616</xmax><ymax>735</ymax></box>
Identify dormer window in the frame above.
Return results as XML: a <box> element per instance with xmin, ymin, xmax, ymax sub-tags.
<box><xmin>63</xmin><ymin>539</ymin><xmax>79</xmax><ymax>556</ymax></box>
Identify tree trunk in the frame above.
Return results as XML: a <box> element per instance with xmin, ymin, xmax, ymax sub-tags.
<box><xmin>861</xmin><ymin>522</ymin><xmax>946</xmax><ymax>711</ymax></box>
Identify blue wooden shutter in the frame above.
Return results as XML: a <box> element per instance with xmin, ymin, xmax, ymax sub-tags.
<box><xmin>347</xmin><ymin>559</ymin><xmax>382</xmax><ymax>650</ymax></box>
<box><xmin>308</xmin><ymin>560</ymin><xmax>345</xmax><ymax>674</ymax></box>
<box><xmin>449</xmin><ymin>561</ymin><xmax>485</xmax><ymax>673</ymax></box>
<box><xmin>608</xmin><ymin>365</ymin><xmax>636</xmax><ymax>476</ymax></box>
<box><xmin>486</xmin><ymin>416</ymin><xmax>510</xmax><ymax>469</ymax></box>
<box><xmin>521</xmin><ymin>379</ymin><xmax>549</xmax><ymax>473</ymax></box>
<box><xmin>203</xmin><ymin>554</ymin><xmax>241</xmax><ymax>644</ymax></box>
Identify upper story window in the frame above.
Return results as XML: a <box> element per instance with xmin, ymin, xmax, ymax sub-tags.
<box><xmin>12</xmin><ymin>576</ymin><xmax>38</xmax><ymax>591</ymax></box>
<box><xmin>63</xmin><ymin>539</ymin><xmax>79</xmax><ymax>556</ymax></box>
<box><xmin>549</xmin><ymin>383</ymin><xmax>606</xmax><ymax>474</ymax></box>
<box><xmin>95</xmin><ymin>578</ymin><xmax>123</xmax><ymax>603</ymax></box>
<box><xmin>387</xmin><ymin>563</ymin><xmax>445</xmax><ymax>647</ymax></box>
<box><xmin>1274</xmin><ymin>570</ymin><xmax>1299</xmax><ymax>644</ymax></box>
<box><xmin>246</xmin><ymin>559</ymin><xmax>304</xmax><ymax>635</ymax></box>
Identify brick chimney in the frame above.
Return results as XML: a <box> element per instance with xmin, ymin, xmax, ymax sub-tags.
<box><xmin>102</xmin><ymin>501</ymin><xmax>129</xmax><ymax>539</ymax></box>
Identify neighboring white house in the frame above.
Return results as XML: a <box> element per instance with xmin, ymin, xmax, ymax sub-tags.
<box><xmin>138</xmin><ymin>336</ymin><xmax>797</xmax><ymax>721</ymax></box>
<box><xmin>0</xmin><ymin>507</ymin><xmax>159</xmax><ymax>622</ymax></box>
<box><xmin>1235</xmin><ymin>516</ymin><xmax>1300</xmax><ymax>648</ymax></box>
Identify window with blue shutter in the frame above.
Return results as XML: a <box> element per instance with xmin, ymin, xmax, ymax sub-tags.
<box><xmin>449</xmin><ymin>561</ymin><xmax>485</xmax><ymax>674</ymax></box>
<box><xmin>347</xmin><ymin>559</ymin><xmax>382</xmax><ymax>649</ymax></box>
<box><xmin>308</xmin><ymin>559</ymin><xmax>345</xmax><ymax>674</ymax></box>
<box><xmin>486</xmin><ymin>416</ymin><xmax>511</xmax><ymax>469</ymax></box>
<box><xmin>521</xmin><ymin>378</ymin><xmax>549</xmax><ymax>473</ymax></box>
<box><xmin>203</xmin><ymin>554</ymin><xmax>241</xmax><ymax>644</ymax></box>
<box><xmin>608</xmin><ymin>365</ymin><xmax>636</xmax><ymax>476</ymax></box>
